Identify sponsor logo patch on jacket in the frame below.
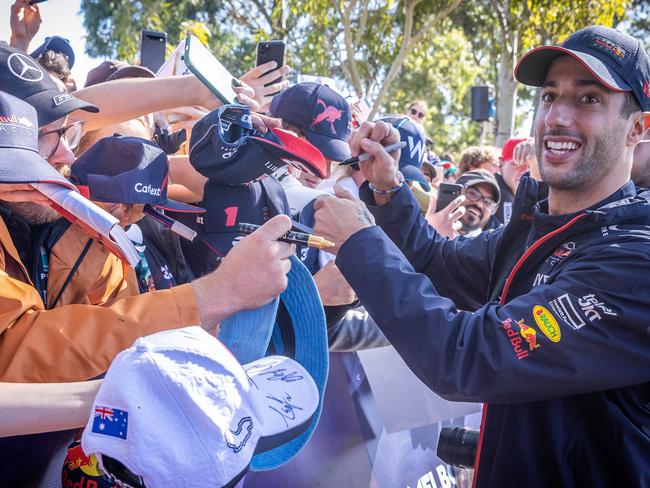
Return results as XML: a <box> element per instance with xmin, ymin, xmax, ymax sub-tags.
<box><xmin>533</xmin><ymin>305</ymin><xmax>561</xmax><ymax>342</ymax></box>
<box><xmin>502</xmin><ymin>317</ymin><xmax>540</xmax><ymax>360</ymax></box>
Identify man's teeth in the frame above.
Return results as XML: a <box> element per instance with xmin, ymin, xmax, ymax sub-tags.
<box><xmin>547</xmin><ymin>141</ymin><xmax>579</xmax><ymax>154</ymax></box>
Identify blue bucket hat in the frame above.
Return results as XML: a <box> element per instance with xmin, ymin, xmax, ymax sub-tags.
<box><xmin>219</xmin><ymin>256</ymin><xmax>328</xmax><ymax>471</ymax></box>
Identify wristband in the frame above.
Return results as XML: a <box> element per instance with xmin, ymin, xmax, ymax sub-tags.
<box><xmin>368</xmin><ymin>171</ymin><xmax>404</xmax><ymax>194</ymax></box>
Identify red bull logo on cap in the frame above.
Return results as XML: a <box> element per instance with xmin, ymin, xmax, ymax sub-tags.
<box><xmin>62</xmin><ymin>441</ymin><xmax>105</xmax><ymax>488</ymax></box>
<box><xmin>0</xmin><ymin>113</ymin><xmax>35</xmax><ymax>129</ymax></box>
<box><xmin>592</xmin><ymin>36</ymin><xmax>626</xmax><ymax>60</ymax></box>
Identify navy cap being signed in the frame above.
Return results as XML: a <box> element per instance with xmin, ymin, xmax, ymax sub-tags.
<box><xmin>379</xmin><ymin>116</ymin><xmax>430</xmax><ymax>192</ymax></box>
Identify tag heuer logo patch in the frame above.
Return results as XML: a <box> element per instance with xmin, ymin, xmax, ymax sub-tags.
<box><xmin>53</xmin><ymin>94</ymin><xmax>74</xmax><ymax>106</ymax></box>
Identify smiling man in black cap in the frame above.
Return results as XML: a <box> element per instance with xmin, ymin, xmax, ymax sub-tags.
<box><xmin>314</xmin><ymin>25</ymin><xmax>650</xmax><ymax>486</ymax></box>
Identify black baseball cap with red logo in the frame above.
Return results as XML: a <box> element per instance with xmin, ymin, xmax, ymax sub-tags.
<box><xmin>270</xmin><ymin>82</ymin><xmax>352</xmax><ymax>161</ymax></box>
<box><xmin>0</xmin><ymin>44</ymin><xmax>98</xmax><ymax>126</ymax></box>
<box><xmin>515</xmin><ymin>26</ymin><xmax>650</xmax><ymax>113</ymax></box>
<box><xmin>174</xmin><ymin>177</ymin><xmax>289</xmax><ymax>277</ymax></box>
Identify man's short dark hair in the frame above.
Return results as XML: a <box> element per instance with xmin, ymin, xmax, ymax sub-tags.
<box><xmin>36</xmin><ymin>50</ymin><xmax>71</xmax><ymax>84</ymax></box>
<box><xmin>621</xmin><ymin>92</ymin><xmax>641</xmax><ymax>118</ymax></box>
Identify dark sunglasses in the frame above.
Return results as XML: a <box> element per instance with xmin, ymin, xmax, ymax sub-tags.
<box><xmin>409</xmin><ymin>107</ymin><xmax>425</xmax><ymax>119</ymax></box>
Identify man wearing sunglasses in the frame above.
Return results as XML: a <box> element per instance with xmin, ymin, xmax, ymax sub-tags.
<box><xmin>455</xmin><ymin>169</ymin><xmax>501</xmax><ymax>237</ymax></box>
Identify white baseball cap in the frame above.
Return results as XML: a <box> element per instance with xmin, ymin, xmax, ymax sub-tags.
<box><xmin>81</xmin><ymin>327</ymin><xmax>319</xmax><ymax>488</ymax></box>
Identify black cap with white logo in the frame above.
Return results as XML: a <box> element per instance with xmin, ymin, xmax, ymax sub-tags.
<box><xmin>0</xmin><ymin>44</ymin><xmax>98</xmax><ymax>126</ymax></box>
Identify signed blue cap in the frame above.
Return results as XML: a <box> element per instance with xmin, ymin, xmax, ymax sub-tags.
<box><xmin>252</xmin><ymin>256</ymin><xmax>328</xmax><ymax>471</ymax></box>
<box><xmin>270</xmin><ymin>82</ymin><xmax>352</xmax><ymax>161</ymax></box>
<box><xmin>515</xmin><ymin>25</ymin><xmax>650</xmax><ymax>112</ymax></box>
<box><xmin>218</xmin><ymin>256</ymin><xmax>328</xmax><ymax>470</ymax></box>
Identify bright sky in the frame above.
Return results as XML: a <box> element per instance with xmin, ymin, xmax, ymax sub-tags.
<box><xmin>0</xmin><ymin>0</ymin><xmax>99</xmax><ymax>85</ymax></box>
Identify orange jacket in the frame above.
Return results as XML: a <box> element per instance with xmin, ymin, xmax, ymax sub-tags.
<box><xmin>0</xmin><ymin>217</ymin><xmax>201</xmax><ymax>382</ymax></box>
<box><xmin>46</xmin><ymin>224</ymin><xmax>139</xmax><ymax>308</ymax></box>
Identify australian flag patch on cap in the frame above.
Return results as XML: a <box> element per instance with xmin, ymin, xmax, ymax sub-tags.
<box><xmin>91</xmin><ymin>405</ymin><xmax>128</xmax><ymax>440</ymax></box>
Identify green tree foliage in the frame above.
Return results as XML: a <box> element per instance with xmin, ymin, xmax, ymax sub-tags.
<box><xmin>81</xmin><ymin>0</ymin><xmax>282</xmax><ymax>75</ymax></box>
<box><xmin>451</xmin><ymin>0</ymin><xmax>628</xmax><ymax>146</ymax></box>
<box><xmin>81</xmin><ymin>0</ymin><xmax>641</xmax><ymax>151</ymax></box>
<box><xmin>381</xmin><ymin>25</ymin><xmax>484</xmax><ymax>153</ymax></box>
<box><xmin>618</xmin><ymin>0</ymin><xmax>650</xmax><ymax>51</ymax></box>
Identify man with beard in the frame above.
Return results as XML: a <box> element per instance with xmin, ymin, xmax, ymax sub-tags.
<box><xmin>313</xmin><ymin>26</ymin><xmax>650</xmax><ymax>486</ymax></box>
<box><xmin>454</xmin><ymin>169</ymin><xmax>501</xmax><ymax>236</ymax></box>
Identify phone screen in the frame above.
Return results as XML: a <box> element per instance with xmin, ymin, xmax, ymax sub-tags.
<box><xmin>435</xmin><ymin>183</ymin><xmax>463</xmax><ymax>213</ymax></box>
<box><xmin>184</xmin><ymin>36</ymin><xmax>237</xmax><ymax>104</ymax></box>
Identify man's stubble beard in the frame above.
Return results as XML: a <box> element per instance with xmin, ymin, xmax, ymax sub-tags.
<box><xmin>536</xmin><ymin>125</ymin><xmax>626</xmax><ymax>191</ymax></box>
<box><xmin>4</xmin><ymin>201</ymin><xmax>61</xmax><ymax>225</ymax></box>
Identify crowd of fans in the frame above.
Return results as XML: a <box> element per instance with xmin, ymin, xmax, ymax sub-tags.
<box><xmin>1</xmin><ymin>0</ymin><xmax>649</xmax><ymax>487</ymax></box>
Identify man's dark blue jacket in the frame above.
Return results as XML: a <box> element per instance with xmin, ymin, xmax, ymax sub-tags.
<box><xmin>336</xmin><ymin>176</ymin><xmax>650</xmax><ymax>487</ymax></box>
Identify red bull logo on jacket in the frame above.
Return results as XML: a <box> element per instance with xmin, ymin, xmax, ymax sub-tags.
<box><xmin>502</xmin><ymin>317</ymin><xmax>541</xmax><ymax>360</ymax></box>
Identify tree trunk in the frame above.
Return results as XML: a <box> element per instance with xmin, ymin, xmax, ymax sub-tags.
<box><xmin>494</xmin><ymin>49</ymin><xmax>517</xmax><ymax>147</ymax></box>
